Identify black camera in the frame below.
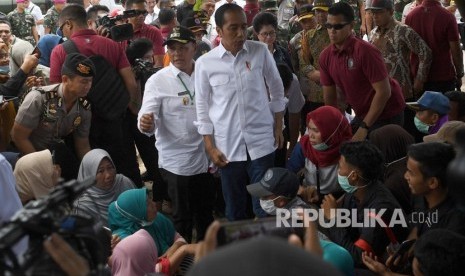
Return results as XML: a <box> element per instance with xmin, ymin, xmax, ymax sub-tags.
<box><xmin>0</xmin><ymin>178</ymin><xmax>110</xmax><ymax>276</ymax></box>
<box><xmin>133</xmin><ymin>58</ymin><xmax>161</xmax><ymax>81</ymax></box>
<box><xmin>96</xmin><ymin>9</ymin><xmax>147</xmax><ymax>41</ymax></box>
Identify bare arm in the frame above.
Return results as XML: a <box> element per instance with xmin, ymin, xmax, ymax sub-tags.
<box><xmin>352</xmin><ymin>77</ymin><xmax>391</xmax><ymax>141</ymax></box>
<box><xmin>119</xmin><ymin>67</ymin><xmax>141</xmax><ymax>115</ymax></box>
<box><xmin>74</xmin><ymin>137</ymin><xmax>91</xmax><ymax>160</ymax></box>
<box><xmin>153</xmin><ymin>54</ymin><xmax>164</xmax><ymax>68</ymax></box>
<box><xmin>204</xmin><ymin>135</ymin><xmax>228</xmax><ymax>167</ymax></box>
<box><xmin>450</xmin><ymin>40</ymin><xmax>464</xmax><ymax>76</ymax></box>
<box><xmin>11</xmin><ymin>122</ymin><xmax>36</xmax><ymax>155</ymax></box>
<box><xmin>323</xmin><ymin>85</ymin><xmax>338</xmax><ymax>107</ymax></box>
<box><xmin>32</xmin><ymin>26</ymin><xmax>39</xmax><ymax>44</ymax></box>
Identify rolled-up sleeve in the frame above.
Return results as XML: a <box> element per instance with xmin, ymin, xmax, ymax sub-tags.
<box><xmin>137</xmin><ymin>75</ymin><xmax>160</xmax><ymax>136</ymax></box>
<box><xmin>263</xmin><ymin>48</ymin><xmax>286</xmax><ymax>113</ymax></box>
<box><xmin>194</xmin><ymin>58</ymin><xmax>214</xmax><ymax>135</ymax></box>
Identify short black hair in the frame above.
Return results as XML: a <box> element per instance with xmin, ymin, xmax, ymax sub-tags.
<box><xmin>158</xmin><ymin>8</ymin><xmax>176</xmax><ymax>25</ymax></box>
<box><xmin>414</xmin><ymin>229</ymin><xmax>465</xmax><ymax>276</ymax></box>
<box><xmin>252</xmin><ymin>12</ymin><xmax>277</xmax><ymax>33</ymax></box>
<box><xmin>407</xmin><ymin>142</ymin><xmax>455</xmax><ymax>188</ymax></box>
<box><xmin>126</xmin><ymin>38</ymin><xmax>153</xmax><ymax>65</ymax></box>
<box><xmin>340</xmin><ymin>141</ymin><xmax>385</xmax><ymax>182</ymax></box>
<box><xmin>66</xmin><ymin>0</ymin><xmax>84</xmax><ymax>5</ymax></box>
<box><xmin>445</xmin><ymin>90</ymin><xmax>465</xmax><ymax>118</ymax></box>
<box><xmin>0</xmin><ymin>20</ymin><xmax>10</xmax><ymax>28</ymax></box>
<box><xmin>215</xmin><ymin>3</ymin><xmax>244</xmax><ymax>28</ymax></box>
<box><xmin>87</xmin><ymin>4</ymin><xmax>110</xmax><ymax>15</ymax></box>
<box><xmin>328</xmin><ymin>2</ymin><xmax>354</xmax><ymax>22</ymax></box>
<box><xmin>60</xmin><ymin>4</ymin><xmax>88</xmax><ymax>27</ymax></box>
<box><xmin>276</xmin><ymin>63</ymin><xmax>293</xmax><ymax>91</ymax></box>
<box><xmin>126</xmin><ymin>0</ymin><xmax>146</xmax><ymax>9</ymax></box>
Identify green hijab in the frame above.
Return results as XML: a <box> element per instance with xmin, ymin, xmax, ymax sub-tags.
<box><xmin>108</xmin><ymin>188</ymin><xmax>175</xmax><ymax>255</ymax></box>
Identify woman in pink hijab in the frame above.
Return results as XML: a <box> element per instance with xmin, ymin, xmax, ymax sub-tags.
<box><xmin>111</xmin><ymin>229</ymin><xmax>157</xmax><ymax>276</ymax></box>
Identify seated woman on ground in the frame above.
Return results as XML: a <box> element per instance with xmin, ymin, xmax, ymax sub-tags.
<box><xmin>108</xmin><ymin>188</ymin><xmax>197</xmax><ymax>275</ymax></box>
<box><xmin>73</xmin><ymin>148</ymin><xmax>135</xmax><ymax>226</ymax></box>
<box><xmin>287</xmin><ymin>105</ymin><xmax>352</xmax><ymax>204</ymax></box>
<box><xmin>14</xmin><ymin>149</ymin><xmax>61</xmax><ymax>204</ymax></box>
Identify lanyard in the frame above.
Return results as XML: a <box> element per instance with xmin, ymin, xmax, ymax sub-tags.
<box><xmin>177</xmin><ymin>74</ymin><xmax>195</xmax><ymax>105</ymax></box>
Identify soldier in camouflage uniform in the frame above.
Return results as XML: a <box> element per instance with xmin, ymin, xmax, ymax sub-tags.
<box><xmin>7</xmin><ymin>0</ymin><xmax>38</xmax><ymax>46</ymax></box>
<box><xmin>44</xmin><ymin>0</ymin><xmax>66</xmax><ymax>35</ymax></box>
<box><xmin>299</xmin><ymin>0</ymin><xmax>332</xmax><ymax>133</ymax></box>
<box><xmin>340</xmin><ymin>0</ymin><xmax>366</xmax><ymax>37</ymax></box>
<box><xmin>289</xmin><ymin>5</ymin><xmax>315</xmax><ymax>102</ymax></box>
<box><xmin>247</xmin><ymin>0</ymin><xmax>289</xmax><ymax>49</ymax></box>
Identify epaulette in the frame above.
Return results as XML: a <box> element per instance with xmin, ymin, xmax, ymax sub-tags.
<box><xmin>79</xmin><ymin>97</ymin><xmax>91</xmax><ymax>110</ymax></box>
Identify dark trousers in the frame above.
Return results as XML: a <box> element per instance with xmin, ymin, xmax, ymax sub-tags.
<box><xmin>160</xmin><ymin>168</ymin><xmax>215</xmax><ymax>242</ymax></box>
<box><xmin>219</xmin><ymin>152</ymin><xmax>275</xmax><ymax>221</ymax></box>
<box><xmin>423</xmin><ymin>80</ymin><xmax>457</xmax><ymax>93</ymax></box>
<box><xmin>89</xmin><ymin>112</ymin><xmax>141</xmax><ymax>186</ymax></box>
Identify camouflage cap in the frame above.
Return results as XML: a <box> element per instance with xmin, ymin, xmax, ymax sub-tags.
<box><xmin>365</xmin><ymin>0</ymin><xmax>394</xmax><ymax>10</ymax></box>
<box><xmin>312</xmin><ymin>0</ymin><xmax>334</xmax><ymax>12</ymax></box>
<box><xmin>163</xmin><ymin>26</ymin><xmax>196</xmax><ymax>46</ymax></box>
<box><xmin>260</xmin><ymin>0</ymin><xmax>278</xmax><ymax>12</ymax></box>
<box><xmin>61</xmin><ymin>53</ymin><xmax>95</xmax><ymax>78</ymax></box>
<box><xmin>298</xmin><ymin>4</ymin><xmax>314</xmax><ymax>21</ymax></box>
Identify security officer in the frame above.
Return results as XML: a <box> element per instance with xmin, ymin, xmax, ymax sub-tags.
<box><xmin>12</xmin><ymin>53</ymin><xmax>94</xmax><ymax>180</ymax></box>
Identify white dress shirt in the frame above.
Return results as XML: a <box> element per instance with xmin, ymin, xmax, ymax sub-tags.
<box><xmin>138</xmin><ymin>63</ymin><xmax>208</xmax><ymax>176</ymax></box>
<box><xmin>195</xmin><ymin>40</ymin><xmax>286</xmax><ymax>162</ymax></box>
<box><xmin>26</xmin><ymin>1</ymin><xmax>44</xmax><ymax>37</ymax></box>
<box><xmin>145</xmin><ymin>7</ymin><xmax>159</xmax><ymax>24</ymax></box>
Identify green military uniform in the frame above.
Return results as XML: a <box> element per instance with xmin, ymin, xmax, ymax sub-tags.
<box><xmin>16</xmin><ymin>84</ymin><xmax>92</xmax><ymax>151</ymax></box>
<box><xmin>7</xmin><ymin>9</ymin><xmax>36</xmax><ymax>46</ymax></box>
<box><xmin>44</xmin><ymin>6</ymin><xmax>60</xmax><ymax>34</ymax></box>
<box><xmin>340</xmin><ymin>0</ymin><xmax>364</xmax><ymax>36</ymax></box>
<box><xmin>301</xmin><ymin>25</ymin><xmax>330</xmax><ymax>103</ymax></box>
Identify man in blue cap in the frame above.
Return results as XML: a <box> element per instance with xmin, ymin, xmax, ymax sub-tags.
<box><xmin>407</xmin><ymin>91</ymin><xmax>450</xmax><ymax>142</ymax></box>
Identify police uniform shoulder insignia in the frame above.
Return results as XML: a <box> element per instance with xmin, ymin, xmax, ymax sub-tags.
<box><xmin>73</xmin><ymin>116</ymin><xmax>82</xmax><ymax>127</ymax></box>
<box><xmin>79</xmin><ymin>97</ymin><xmax>91</xmax><ymax>110</ymax></box>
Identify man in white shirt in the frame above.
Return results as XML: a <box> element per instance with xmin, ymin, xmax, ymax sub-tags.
<box><xmin>138</xmin><ymin>27</ymin><xmax>214</xmax><ymax>242</ymax></box>
<box><xmin>145</xmin><ymin>0</ymin><xmax>158</xmax><ymax>24</ymax></box>
<box><xmin>195</xmin><ymin>3</ymin><xmax>286</xmax><ymax>221</ymax></box>
<box><xmin>24</xmin><ymin>0</ymin><xmax>44</xmax><ymax>37</ymax></box>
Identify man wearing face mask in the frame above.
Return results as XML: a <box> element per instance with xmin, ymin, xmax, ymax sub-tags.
<box><xmin>321</xmin><ymin>141</ymin><xmax>409</xmax><ymax>267</ymax></box>
<box><xmin>247</xmin><ymin>167</ymin><xmax>309</xmax><ymax>215</ymax></box>
<box><xmin>407</xmin><ymin>91</ymin><xmax>450</xmax><ymax>143</ymax></box>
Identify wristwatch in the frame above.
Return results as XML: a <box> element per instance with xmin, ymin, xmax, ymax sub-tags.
<box><xmin>303</xmin><ymin>65</ymin><xmax>315</xmax><ymax>76</ymax></box>
<box><xmin>359</xmin><ymin>121</ymin><xmax>369</xmax><ymax>130</ymax></box>
<box><xmin>456</xmin><ymin>71</ymin><xmax>464</xmax><ymax>78</ymax></box>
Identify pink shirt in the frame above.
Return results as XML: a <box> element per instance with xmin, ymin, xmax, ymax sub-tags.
<box><xmin>319</xmin><ymin>35</ymin><xmax>405</xmax><ymax>120</ymax></box>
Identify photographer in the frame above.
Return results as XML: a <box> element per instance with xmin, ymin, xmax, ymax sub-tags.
<box><xmin>125</xmin><ymin>0</ymin><xmax>165</xmax><ymax>67</ymax></box>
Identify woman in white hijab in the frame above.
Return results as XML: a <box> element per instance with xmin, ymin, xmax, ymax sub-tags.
<box><xmin>14</xmin><ymin>149</ymin><xmax>61</xmax><ymax>204</ymax></box>
<box><xmin>73</xmin><ymin>149</ymin><xmax>135</xmax><ymax>226</ymax></box>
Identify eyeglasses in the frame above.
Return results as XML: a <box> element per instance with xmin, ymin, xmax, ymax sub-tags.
<box><xmin>258</xmin><ymin>31</ymin><xmax>276</xmax><ymax>37</ymax></box>
<box><xmin>58</xmin><ymin>21</ymin><xmax>67</xmax><ymax>32</ymax></box>
<box><xmin>324</xmin><ymin>22</ymin><xmax>350</xmax><ymax>30</ymax></box>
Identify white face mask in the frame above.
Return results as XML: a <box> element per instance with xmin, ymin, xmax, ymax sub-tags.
<box><xmin>260</xmin><ymin>196</ymin><xmax>284</xmax><ymax>215</ymax></box>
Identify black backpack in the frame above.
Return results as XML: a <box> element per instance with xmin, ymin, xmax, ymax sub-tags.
<box><xmin>62</xmin><ymin>40</ymin><xmax>129</xmax><ymax>121</ymax></box>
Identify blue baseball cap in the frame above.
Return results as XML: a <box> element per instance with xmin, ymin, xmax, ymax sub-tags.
<box><xmin>407</xmin><ymin>91</ymin><xmax>450</xmax><ymax>115</ymax></box>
